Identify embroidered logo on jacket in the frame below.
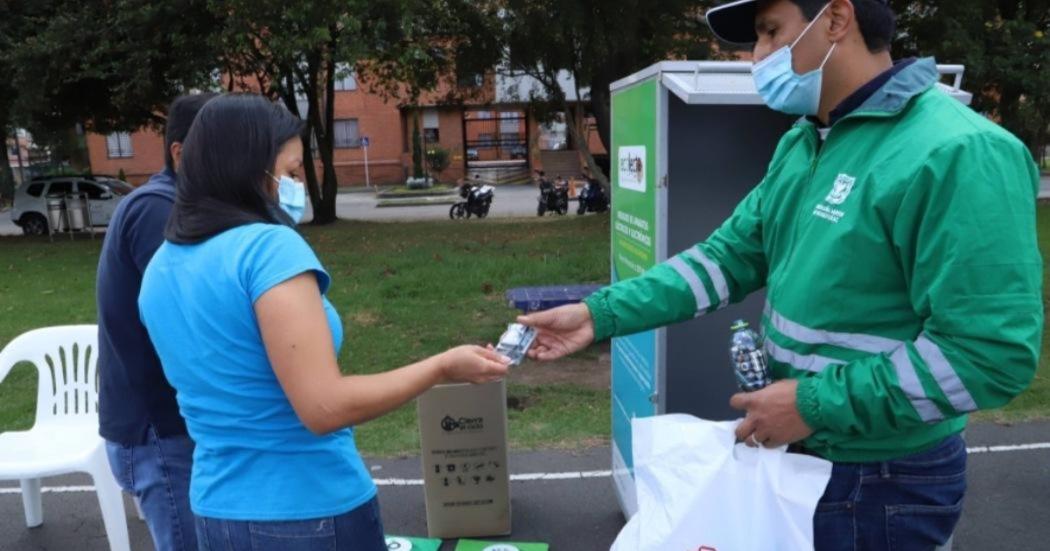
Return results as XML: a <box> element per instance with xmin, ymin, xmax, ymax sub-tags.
<box><xmin>825</xmin><ymin>173</ymin><xmax>856</xmax><ymax>205</ymax></box>
<box><xmin>813</xmin><ymin>173</ymin><xmax>856</xmax><ymax>224</ymax></box>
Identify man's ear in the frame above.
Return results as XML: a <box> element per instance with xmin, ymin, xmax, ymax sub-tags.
<box><xmin>170</xmin><ymin>142</ymin><xmax>183</xmax><ymax>170</ymax></box>
<box><xmin>826</xmin><ymin>0</ymin><xmax>855</xmax><ymax>43</ymax></box>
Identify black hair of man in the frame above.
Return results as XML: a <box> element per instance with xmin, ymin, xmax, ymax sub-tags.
<box><xmin>164</xmin><ymin>93</ymin><xmax>219</xmax><ymax>172</ymax></box>
<box><xmin>784</xmin><ymin>0</ymin><xmax>895</xmax><ymax>53</ymax></box>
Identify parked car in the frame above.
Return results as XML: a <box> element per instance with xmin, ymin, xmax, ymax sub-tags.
<box><xmin>11</xmin><ymin>176</ymin><xmax>132</xmax><ymax>235</ymax></box>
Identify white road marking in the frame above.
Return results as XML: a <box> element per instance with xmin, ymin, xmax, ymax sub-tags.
<box><xmin>2</xmin><ymin>443</ymin><xmax>1046</xmax><ymax>495</ymax></box>
<box><xmin>964</xmin><ymin>442</ymin><xmax>1050</xmax><ymax>454</ymax></box>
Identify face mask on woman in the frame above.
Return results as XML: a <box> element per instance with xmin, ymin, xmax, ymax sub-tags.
<box><xmin>269</xmin><ymin>173</ymin><xmax>307</xmax><ymax>224</ymax></box>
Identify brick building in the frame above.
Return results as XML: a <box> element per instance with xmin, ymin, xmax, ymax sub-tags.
<box><xmin>85</xmin><ymin>69</ymin><xmax>606</xmax><ymax>187</ymax></box>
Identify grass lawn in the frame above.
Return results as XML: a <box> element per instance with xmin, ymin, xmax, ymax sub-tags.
<box><xmin>0</xmin><ymin>215</ymin><xmax>613</xmax><ymax>456</ymax></box>
<box><xmin>2</xmin><ymin>206</ymin><xmax>1050</xmax><ymax>455</ymax></box>
<box><xmin>376</xmin><ymin>184</ymin><xmax>457</xmax><ymax>198</ymax></box>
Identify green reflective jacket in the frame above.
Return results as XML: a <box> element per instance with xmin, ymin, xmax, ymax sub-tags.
<box><xmin>585</xmin><ymin>58</ymin><xmax>1043</xmax><ymax>462</ymax></box>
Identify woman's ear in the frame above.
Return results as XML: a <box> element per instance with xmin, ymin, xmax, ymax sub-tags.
<box><xmin>265</xmin><ymin>172</ymin><xmax>279</xmax><ymax>198</ymax></box>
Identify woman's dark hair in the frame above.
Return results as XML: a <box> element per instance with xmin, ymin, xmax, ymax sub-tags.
<box><xmin>165</xmin><ymin>94</ymin><xmax>305</xmax><ymax>244</ymax></box>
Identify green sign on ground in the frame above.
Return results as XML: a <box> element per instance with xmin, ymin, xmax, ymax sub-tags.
<box><xmin>385</xmin><ymin>535</ymin><xmax>442</xmax><ymax>551</ymax></box>
<box><xmin>453</xmin><ymin>539</ymin><xmax>549</xmax><ymax>551</ymax></box>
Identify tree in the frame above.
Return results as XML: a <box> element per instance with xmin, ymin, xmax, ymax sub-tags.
<box><xmin>0</xmin><ymin>1</ymin><xmax>34</xmax><ymax>200</ymax></box>
<box><xmin>412</xmin><ymin>117</ymin><xmax>425</xmax><ymax>178</ymax></box>
<box><xmin>890</xmin><ymin>0</ymin><xmax>1050</xmax><ymax>160</ymax></box>
<box><xmin>432</xmin><ymin>0</ymin><xmax>718</xmax><ymax>191</ymax></box>
<box><xmin>7</xmin><ymin>0</ymin><xmax>221</xmax><ymax>135</ymax></box>
<box><xmin>0</xmin><ymin>0</ymin><xmax>221</xmax><ymax>199</ymax></box>
<box><xmin>213</xmin><ymin>0</ymin><xmax>438</xmax><ymax>223</ymax></box>
<box><xmin>0</xmin><ymin>55</ymin><xmax>16</xmax><ymax>202</ymax></box>
<box><xmin>214</xmin><ymin>0</ymin><xmax>360</xmax><ymax>224</ymax></box>
<box><xmin>354</xmin><ymin>0</ymin><xmax>496</xmax><ymax>188</ymax></box>
<box><xmin>427</xmin><ymin>146</ymin><xmax>451</xmax><ymax>174</ymax></box>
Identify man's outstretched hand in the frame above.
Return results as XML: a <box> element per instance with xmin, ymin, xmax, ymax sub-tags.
<box><xmin>517</xmin><ymin>303</ymin><xmax>595</xmax><ymax>361</ymax></box>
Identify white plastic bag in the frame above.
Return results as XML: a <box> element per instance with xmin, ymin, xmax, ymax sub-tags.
<box><xmin>611</xmin><ymin>414</ymin><xmax>833</xmax><ymax>551</ymax></box>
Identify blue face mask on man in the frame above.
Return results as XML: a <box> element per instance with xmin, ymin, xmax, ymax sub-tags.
<box><xmin>752</xmin><ymin>3</ymin><xmax>837</xmax><ymax>116</ymax></box>
<box><xmin>269</xmin><ymin>173</ymin><xmax>306</xmax><ymax>224</ymax></box>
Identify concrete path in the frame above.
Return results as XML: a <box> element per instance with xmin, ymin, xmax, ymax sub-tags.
<box><xmin>0</xmin><ymin>185</ymin><xmax>563</xmax><ymax>237</ymax></box>
<box><xmin>2</xmin><ymin>421</ymin><xmax>1049</xmax><ymax>550</ymax></box>
<box><xmin>331</xmin><ymin>185</ymin><xmax>551</xmax><ymax>222</ymax></box>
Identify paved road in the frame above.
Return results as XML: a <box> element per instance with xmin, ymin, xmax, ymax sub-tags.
<box><xmin>2</xmin><ymin>421</ymin><xmax>1049</xmax><ymax>550</ymax></box>
<box><xmin>0</xmin><ymin>185</ymin><xmax>558</xmax><ymax>237</ymax></box>
<box><xmin>329</xmin><ymin>185</ymin><xmax>552</xmax><ymax>222</ymax></box>
<box><xmin>6</xmin><ymin>173</ymin><xmax>1046</xmax><ymax>235</ymax></box>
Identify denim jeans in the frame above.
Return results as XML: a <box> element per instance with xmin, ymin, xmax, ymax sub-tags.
<box><xmin>194</xmin><ymin>496</ymin><xmax>386</xmax><ymax>551</ymax></box>
<box><xmin>105</xmin><ymin>427</ymin><xmax>198</xmax><ymax>551</ymax></box>
<box><xmin>813</xmin><ymin>434</ymin><xmax>966</xmax><ymax>551</ymax></box>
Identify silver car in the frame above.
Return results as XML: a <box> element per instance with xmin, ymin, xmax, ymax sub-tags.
<box><xmin>11</xmin><ymin>176</ymin><xmax>133</xmax><ymax>235</ymax></box>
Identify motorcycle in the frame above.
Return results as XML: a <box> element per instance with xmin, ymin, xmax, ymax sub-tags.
<box><xmin>537</xmin><ymin>179</ymin><xmax>569</xmax><ymax>216</ymax></box>
<box><xmin>576</xmin><ymin>179</ymin><xmax>608</xmax><ymax>215</ymax></box>
<box><xmin>449</xmin><ymin>182</ymin><xmax>494</xmax><ymax>219</ymax></box>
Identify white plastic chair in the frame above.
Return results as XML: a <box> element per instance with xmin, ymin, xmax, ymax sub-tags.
<box><xmin>0</xmin><ymin>325</ymin><xmax>130</xmax><ymax>551</ymax></box>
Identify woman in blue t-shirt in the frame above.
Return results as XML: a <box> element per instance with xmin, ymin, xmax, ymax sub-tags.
<box><xmin>139</xmin><ymin>94</ymin><xmax>511</xmax><ymax>550</ymax></box>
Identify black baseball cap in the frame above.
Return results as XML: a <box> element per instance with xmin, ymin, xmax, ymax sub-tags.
<box><xmin>705</xmin><ymin>0</ymin><xmax>889</xmax><ymax>45</ymax></box>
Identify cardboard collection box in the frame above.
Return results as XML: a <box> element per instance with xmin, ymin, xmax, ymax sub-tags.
<box><xmin>417</xmin><ymin>380</ymin><xmax>512</xmax><ymax>539</ymax></box>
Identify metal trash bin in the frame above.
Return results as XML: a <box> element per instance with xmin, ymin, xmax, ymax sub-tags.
<box><xmin>65</xmin><ymin>193</ymin><xmax>88</xmax><ymax>231</ymax></box>
<box><xmin>45</xmin><ymin>195</ymin><xmax>67</xmax><ymax>233</ymax></box>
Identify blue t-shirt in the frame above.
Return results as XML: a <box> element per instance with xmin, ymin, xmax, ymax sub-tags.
<box><xmin>139</xmin><ymin>223</ymin><xmax>376</xmax><ymax>520</ymax></box>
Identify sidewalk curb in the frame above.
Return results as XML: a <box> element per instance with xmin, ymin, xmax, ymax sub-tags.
<box><xmin>376</xmin><ymin>196</ymin><xmax>459</xmax><ymax>208</ymax></box>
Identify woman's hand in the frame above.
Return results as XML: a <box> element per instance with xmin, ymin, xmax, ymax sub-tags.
<box><xmin>438</xmin><ymin>345</ymin><xmax>512</xmax><ymax>385</ymax></box>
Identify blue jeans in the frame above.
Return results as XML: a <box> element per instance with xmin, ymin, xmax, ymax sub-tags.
<box><xmin>105</xmin><ymin>427</ymin><xmax>198</xmax><ymax>551</ymax></box>
<box><xmin>194</xmin><ymin>496</ymin><xmax>386</xmax><ymax>551</ymax></box>
<box><xmin>813</xmin><ymin>434</ymin><xmax>966</xmax><ymax>551</ymax></box>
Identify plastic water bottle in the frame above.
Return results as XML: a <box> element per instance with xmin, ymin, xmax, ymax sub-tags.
<box><xmin>730</xmin><ymin>320</ymin><xmax>770</xmax><ymax>392</ymax></box>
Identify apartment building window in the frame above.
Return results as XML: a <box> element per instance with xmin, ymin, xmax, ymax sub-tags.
<box><xmin>333</xmin><ymin>63</ymin><xmax>357</xmax><ymax>91</ymax></box>
<box><xmin>540</xmin><ymin>113</ymin><xmax>568</xmax><ymax>151</ymax></box>
<box><xmin>457</xmin><ymin>72</ymin><xmax>484</xmax><ymax>88</ymax></box>
<box><xmin>499</xmin><ymin>112</ymin><xmax>523</xmax><ymax>144</ymax></box>
<box><xmin>106</xmin><ymin>132</ymin><xmax>134</xmax><ymax>158</ymax></box>
<box><xmin>333</xmin><ymin>119</ymin><xmax>361</xmax><ymax>148</ymax></box>
<box><xmin>423</xmin><ymin>109</ymin><xmax>440</xmax><ymax>143</ymax></box>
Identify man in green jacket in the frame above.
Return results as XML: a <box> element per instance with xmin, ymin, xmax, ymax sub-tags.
<box><xmin>519</xmin><ymin>0</ymin><xmax>1042</xmax><ymax>548</ymax></box>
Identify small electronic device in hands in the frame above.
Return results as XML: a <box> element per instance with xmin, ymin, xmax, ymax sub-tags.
<box><xmin>495</xmin><ymin>323</ymin><xmax>537</xmax><ymax>366</ymax></box>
